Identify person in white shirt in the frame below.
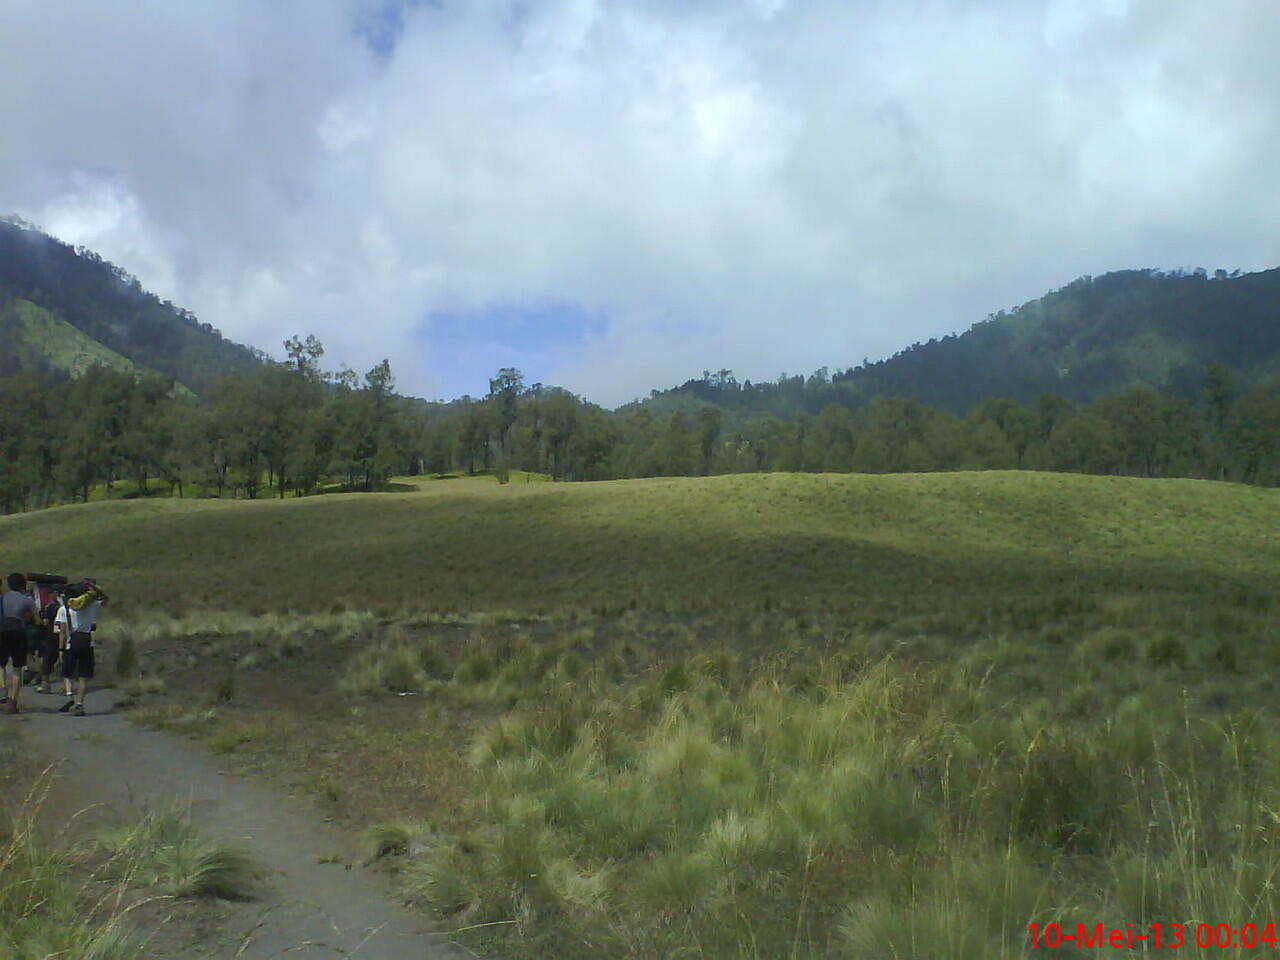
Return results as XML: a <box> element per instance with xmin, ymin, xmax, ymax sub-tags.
<box><xmin>0</xmin><ymin>572</ymin><xmax>35</xmax><ymax>714</ymax></box>
<box><xmin>53</xmin><ymin>580</ymin><xmax>109</xmax><ymax>717</ymax></box>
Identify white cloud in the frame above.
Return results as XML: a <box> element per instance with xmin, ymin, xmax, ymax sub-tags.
<box><xmin>2</xmin><ymin>0</ymin><xmax>1278</xmax><ymax>404</ymax></box>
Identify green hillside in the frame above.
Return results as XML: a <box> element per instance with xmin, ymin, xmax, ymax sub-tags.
<box><xmin>0</xmin><ymin>297</ymin><xmax>178</xmax><ymax>385</ymax></box>
<box><xmin>0</xmin><ymin>217</ymin><xmax>263</xmax><ymax>393</ymax></box>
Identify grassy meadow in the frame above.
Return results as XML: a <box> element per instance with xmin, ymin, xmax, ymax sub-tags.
<box><xmin>3</xmin><ymin>470</ymin><xmax>1280</xmax><ymax>958</ymax></box>
<box><xmin>3</xmin><ymin>470</ymin><xmax>1276</xmax><ymax>618</ymax></box>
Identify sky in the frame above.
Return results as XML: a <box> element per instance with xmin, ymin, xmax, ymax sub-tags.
<box><xmin>2</xmin><ymin>0</ymin><xmax>1278</xmax><ymax>406</ymax></box>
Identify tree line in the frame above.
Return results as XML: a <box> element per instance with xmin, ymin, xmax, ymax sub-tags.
<box><xmin>1</xmin><ymin>341</ymin><xmax>1278</xmax><ymax>514</ymax></box>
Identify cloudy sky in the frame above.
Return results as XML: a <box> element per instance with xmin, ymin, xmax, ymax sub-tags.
<box><xmin>3</xmin><ymin>0</ymin><xmax>1277</xmax><ymax>405</ymax></box>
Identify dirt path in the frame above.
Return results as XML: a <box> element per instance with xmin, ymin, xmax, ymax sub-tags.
<box><xmin>11</xmin><ymin>688</ymin><xmax>469</xmax><ymax>960</ymax></box>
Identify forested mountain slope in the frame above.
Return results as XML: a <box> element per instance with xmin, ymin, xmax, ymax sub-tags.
<box><xmin>0</xmin><ymin>217</ymin><xmax>263</xmax><ymax>393</ymax></box>
<box><xmin>644</xmin><ymin>267</ymin><xmax>1280</xmax><ymax>417</ymax></box>
<box><xmin>0</xmin><ymin>297</ymin><xmax>166</xmax><ymax>383</ymax></box>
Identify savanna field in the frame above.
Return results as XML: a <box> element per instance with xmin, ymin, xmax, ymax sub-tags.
<box><xmin>4</xmin><ymin>470</ymin><xmax>1280</xmax><ymax>959</ymax></box>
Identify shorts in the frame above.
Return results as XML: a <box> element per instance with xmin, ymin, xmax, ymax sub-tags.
<box><xmin>0</xmin><ymin>628</ymin><xmax>26</xmax><ymax>669</ymax></box>
<box><xmin>62</xmin><ymin>633</ymin><xmax>95</xmax><ymax>680</ymax></box>
<box><xmin>35</xmin><ymin>628</ymin><xmax>59</xmax><ymax>675</ymax></box>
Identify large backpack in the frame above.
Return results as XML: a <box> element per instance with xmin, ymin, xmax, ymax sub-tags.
<box><xmin>26</xmin><ymin>575</ymin><xmax>67</xmax><ymax>625</ymax></box>
<box><xmin>0</xmin><ymin>593</ymin><xmax>26</xmax><ymax>633</ymax></box>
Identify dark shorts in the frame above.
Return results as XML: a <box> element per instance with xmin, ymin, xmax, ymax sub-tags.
<box><xmin>0</xmin><ymin>628</ymin><xmax>26</xmax><ymax>669</ymax></box>
<box><xmin>35</xmin><ymin>628</ymin><xmax>59</xmax><ymax>675</ymax></box>
<box><xmin>62</xmin><ymin>633</ymin><xmax>94</xmax><ymax>679</ymax></box>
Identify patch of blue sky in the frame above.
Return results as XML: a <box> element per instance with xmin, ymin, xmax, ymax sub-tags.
<box><xmin>352</xmin><ymin>0</ymin><xmax>436</xmax><ymax>59</ymax></box>
<box><xmin>415</xmin><ymin>299</ymin><xmax>608</xmax><ymax>402</ymax></box>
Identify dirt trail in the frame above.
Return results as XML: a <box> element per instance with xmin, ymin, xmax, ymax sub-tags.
<box><xmin>11</xmin><ymin>688</ymin><xmax>468</xmax><ymax>960</ymax></box>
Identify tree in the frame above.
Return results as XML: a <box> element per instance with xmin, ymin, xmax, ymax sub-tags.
<box><xmin>697</xmin><ymin>406</ymin><xmax>724</xmax><ymax>475</ymax></box>
<box><xmin>328</xmin><ymin>359</ymin><xmax>403</xmax><ymax>490</ymax></box>
<box><xmin>542</xmin><ymin>390</ymin><xmax>580</xmax><ymax>481</ymax></box>
<box><xmin>284</xmin><ymin>334</ymin><xmax>325</xmax><ymax>377</ymax></box>
<box><xmin>487</xmin><ymin>368</ymin><xmax>524</xmax><ymax>458</ymax></box>
<box><xmin>1225</xmin><ymin>389</ymin><xmax>1280</xmax><ymax>483</ymax></box>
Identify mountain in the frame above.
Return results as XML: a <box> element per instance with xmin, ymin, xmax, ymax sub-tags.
<box><xmin>0</xmin><ymin>217</ymin><xmax>264</xmax><ymax>393</ymax></box>
<box><xmin>4</xmin><ymin>212</ymin><xmax>1277</xmax><ymax>418</ymax></box>
<box><xmin>640</xmin><ymin>267</ymin><xmax>1280</xmax><ymax>417</ymax></box>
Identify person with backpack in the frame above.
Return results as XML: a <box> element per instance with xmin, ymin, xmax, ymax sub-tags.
<box><xmin>54</xmin><ymin>579</ymin><xmax>109</xmax><ymax>716</ymax></box>
<box><xmin>31</xmin><ymin>590</ymin><xmax>63</xmax><ymax>694</ymax></box>
<box><xmin>0</xmin><ymin>573</ymin><xmax>36</xmax><ymax>714</ymax></box>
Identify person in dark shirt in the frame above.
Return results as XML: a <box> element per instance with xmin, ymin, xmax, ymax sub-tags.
<box><xmin>0</xmin><ymin>573</ymin><xmax>35</xmax><ymax>714</ymax></box>
<box><xmin>32</xmin><ymin>594</ymin><xmax>62</xmax><ymax>694</ymax></box>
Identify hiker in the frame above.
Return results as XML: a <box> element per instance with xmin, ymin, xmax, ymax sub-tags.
<box><xmin>1</xmin><ymin>573</ymin><xmax>36</xmax><ymax>714</ymax></box>
<box><xmin>54</xmin><ymin>579</ymin><xmax>109</xmax><ymax>717</ymax></box>
<box><xmin>32</xmin><ymin>587</ymin><xmax>63</xmax><ymax>694</ymax></box>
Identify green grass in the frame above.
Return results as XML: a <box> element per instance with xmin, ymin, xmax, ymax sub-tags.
<box><xmin>0</xmin><ymin>471</ymin><xmax>1275</xmax><ymax>624</ymax></box>
<box><xmin>6</xmin><ymin>469</ymin><xmax>1280</xmax><ymax>957</ymax></box>
<box><xmin>132</xmin><ymin>595</ymin><xmax>1280</xmax><ymax>958</ymax></box>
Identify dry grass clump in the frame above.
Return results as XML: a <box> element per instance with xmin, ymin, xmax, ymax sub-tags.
<box><xmin>94</xmin><ymin>810</ymin><xmax>259</xmax><ymax>900</ymax></box>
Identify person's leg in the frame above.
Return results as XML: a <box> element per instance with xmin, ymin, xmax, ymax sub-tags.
<box><xmin>70</xmin><ymin>639</ymin><xmax>93</xmax><ymax>715</ymax></box>
<box><xmin>60</xmin><ymin>643</ymin><xmax>77</xmax><ymax>711</ymax></box>
<box><xmin>37</xmin><ymin>634</ymin><xmax>57</xmax><ymax>693</ymax></box>
<box><xmin>3</xmin><ymin>633</ymin><xmax>23</xmax><ymax>712</ymax></box>
<box><xmin>23</xmin><ymin>631</ymin><xmax>36</xmax><ymax>685</ymax></box>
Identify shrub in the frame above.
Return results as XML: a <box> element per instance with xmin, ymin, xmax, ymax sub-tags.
<box><xmin>95</xmin><ymin>810</ymin><xmax>259</xmax><ymax>900</ymax></box>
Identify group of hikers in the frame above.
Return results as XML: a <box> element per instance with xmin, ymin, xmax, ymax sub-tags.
<box><xmin>0</xmin><ymin>573</ymin><xmax>109</xmax><ymax>716</ymax></box>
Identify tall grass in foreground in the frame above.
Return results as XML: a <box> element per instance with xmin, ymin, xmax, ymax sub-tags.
<box><xmin>0</xmin><ymin>775</ymin><xmax>142</xmax><ymax>960</ymax></box>
<box><xmin>128</xmin><ymin>599</ymin><xmax>1280</xmax><ymax>958</ymax></box>
<box><xmin>357</xmin><ymin>637</ymin><xmax>1280</xmax><ymax>959</ymax></box>
<box><xmin>0</xmin><ymin>775</ymin><xmax>258</xmax><ymax>959</ymax></box>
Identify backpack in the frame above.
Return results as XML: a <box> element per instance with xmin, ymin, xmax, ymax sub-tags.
<box><xmin>0</xmin><ymin>594</ymin><xmax>25</xmax><ymax>633</ymax></box>
<box><xmin>26</xmin><ymin>575</ymin><xmax>67</xmax><ymax>625</ymax></box>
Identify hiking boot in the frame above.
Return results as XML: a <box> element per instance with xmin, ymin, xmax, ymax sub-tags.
<box><xmin>73</xmin><ymin>703</ymin><xmax>85</xmax><ymax>717</ymax></box>
<box><xmin>5</xmin><ymin>701</ymin><xmax>17</xmax><ymax>715</ymax></box>
<box><xmin>59</xmin><ymin>698</ymin><xmax>75</xmax><ymax>713</ymax></box>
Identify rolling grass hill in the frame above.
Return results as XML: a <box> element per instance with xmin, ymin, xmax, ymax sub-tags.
<box><xmin>0</xmin><ymin>470</ymin><xmax>1275</xmax><ymax>621</ymax></box>
<box><xmin>8</xmin><ymin>471</ymin><xmax>1280</xmax><ymax>959</ymax></box>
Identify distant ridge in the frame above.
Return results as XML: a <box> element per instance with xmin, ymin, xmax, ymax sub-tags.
<box><xmin>641</xmin><ymin>266</ymin><xmax>1280</xmax><ymax>416</ymax></box>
